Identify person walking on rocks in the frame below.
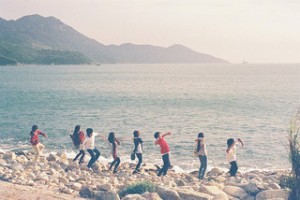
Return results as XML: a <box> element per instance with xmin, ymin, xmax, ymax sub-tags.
<box><xmin>108</xmin><ymin>132</ymin><xmax>121</xmax><ymax>174</ymax></box>
<box><xmin>84</xmin><ymin>128</ymin><xmax>101</xmax><ymax>169</ymax></box>
<box><xmin>132</xmin><ymin>130</ymin><xmax>143</xmax><ymax>174</ymax></box>
<box><xmin>70</xmin><ymin>125</ymin><xmax>85</xmax><ymax>164</ymax></box>
<box><xmin>30</xmin><ymin>125</ymin><xmax>47</xmax><ymax>162</ymax></box>
<box><xmin>154</xmin><ymin>131</ymin><xmax>171</xmax><ymax>176</ymax></box>
<box><xmin>226</xmin><ymin>138</ymin><xmax>244</xmax><ymax>176</ymax></box>
<box><xmin>194</xmin><ymin>132</ymin><xmax>207</xmax><ymax>180</ymax></box>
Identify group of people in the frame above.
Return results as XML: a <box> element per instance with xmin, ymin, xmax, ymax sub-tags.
<box><xmin>29</xmin><ymin>125</ymin><xmax>244</xmax><ymax>179</ymax></box>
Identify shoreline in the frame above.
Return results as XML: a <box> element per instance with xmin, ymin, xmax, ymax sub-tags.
<box><xmin>0</xmin><ymin>150</ymin><xmax>291</xmax><ymax>200</ymax></box>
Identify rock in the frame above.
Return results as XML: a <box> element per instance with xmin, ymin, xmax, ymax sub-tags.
<box><xmin>242</xmin><ymin>195</ymin><xmax>255</xmax><ymax>200</ymax></box>
<box><xmin>95</xmin><ymin>191</ymin><xmax>120</xmax><ymax>200</ymax></box>
<box><xmin>156</xmin><ymin>186</ymin><xmax>180</xmax><ymax>200</ymax></box>
<box><xmin>255</xmin><ymin>189</ymin><xmax>290</xmax><ymax>200</ymax></box>
<box><xmin>80</xmin><ymin>186</ymin><xmax>94</xmax><ymax>198</ymax></box>
<box><xmin>3</xmin><ymin>152</ymin><xmax>16</xmax><ymax>160</ymax></box>
<box><xmin>212</xmin><ymin>193</ymin><xmax>229</xmax><ymax>200</ymax></box>
<box><xmin>223</xmin><ymin>186</ymin><xmax>248</xmax><ymax>199</ymax></box>
<box><xmin>10</xmin><ymin>163</ymin><xmax>24</xmax><ymax>171</ymax></box>
<box><xmin>58</xmin><ymin>177</ymin><xmax>69</xmax><ymax>184</ymax></box>
<box><xmin>141</xmin><ymin>192</ymin><xmax>162</xmax><ymax>200</ymax></box>
<box><xmin>242</xmin><ymin>183</ymin><xmax>260</xmax><ymax>195</ymax></box>
<box><xmin>209</xmin><ymin>168</ymin><xmax>223</xmax><ymax>176</ymax></box>
<box><xmin>199</xmin><ymin>185</ymin><xmax>227</xmax><ymax>197</ymax></box>
<box><xmin>97</xmin><ymin>183</ymin><xmax>113</xmax><ymax>191</ymax></box>
<box><xmin>175</xmin><ymin>179</ymin><xmax>186</xmax><ymax>186</ymax></box>
<box><xmin>71</xmin><ymin>182</ymin><xmax>82</xmax><ymax>190</ymax></box>
<box><xmin>122</xmin><ymin>194</ymin><xmax>146</xmax><ymax>200</ymax></box>
<box><xmin>268</xmin><ymin>183</ymin><xmax>281</xmax><ymax>190</ymax></box>
<box><xmin>46</xmin><ymin>153</ymin><xmax>60</xmax><ymax>162</ymax></box>
<box><xmin>176</xmin><ymin>189</ymin><xmax>211</xmax><ymax>200</ymax></box>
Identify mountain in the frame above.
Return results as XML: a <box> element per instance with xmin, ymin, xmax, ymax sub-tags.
<box><xmin>0</xmin><ymin>14</ymin><xmax>228</xmax><ymax>65</ymax></box>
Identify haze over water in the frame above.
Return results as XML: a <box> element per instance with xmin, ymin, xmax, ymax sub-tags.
<box><xmin>1</xmin><ymin>64</ymin><xmax>299</xmax><ymax>171</ymax></box>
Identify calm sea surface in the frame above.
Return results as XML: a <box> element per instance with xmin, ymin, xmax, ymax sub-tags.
<box><xmin>0</xmin><ymin>64</ymin><xmax>299</xmax><ymax>171</ymax></box>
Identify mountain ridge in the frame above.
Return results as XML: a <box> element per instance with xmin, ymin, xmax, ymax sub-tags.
<box><xmin>0</xmin><ymin>14</ymin><xmax>228</xmax><ymax>65</ymax></box>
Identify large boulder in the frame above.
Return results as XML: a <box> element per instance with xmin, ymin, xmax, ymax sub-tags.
<box><xmin>223</xmin><ymin>186</ymin><xmax>248</xmax><ymax>199</ymax></box>
<box><xmin>80</xmin><ymin>186</ymin><xmax>94</xmax><ymax>198</ymax></box>
<box><xmin>200</xmin><ymin>185</ymin><xmax>227</xmax><ymax>197</ymax></box>
<box><xmin>255</xmin><ymin>189</ymin><xmax>290</xmax><ymax>200</ymax></box>
<box><xmin>156</xmin><ymin>186</ymin><xmax>180</xmax><ymax>200</ymax></box>
<box><xmin>95</xmin><ymin>191</ymin><xmax>120</xmax><ymax>200</ymax></box>
<box><xmin>242</xmin><ymin>182</ymin><xmax>260</xmax><ymax>195</ymax></box>
<box><xmin>176</xmin><ymin>189</ymin><xmax>211</xmax><ymax>200</ymax></box>
<box><xmin>141</xmin><ymin>192</ymin><xmax>162</xmax><ymax>200</ymax></box>
<box><xmin>122</xmin><ymin>194</ymin><xmax>146</xmax><ymax>200</ymax></box>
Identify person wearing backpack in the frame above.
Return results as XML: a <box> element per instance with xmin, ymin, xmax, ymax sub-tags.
<box><xmin>70</xmin><ymin>125</ymin><xmax>85</xmax><ymax>164</ymax></box>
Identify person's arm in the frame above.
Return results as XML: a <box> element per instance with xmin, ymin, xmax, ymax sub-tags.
<box><xmin>162</xmin><ymin>132</ymin><xmax>171</xmax><ymax>138</ymax></box>
<box><xmin>38</xmin><ymin>130</ymin><xmax>47</xmax><ymax>138</ymax></box>
<box><xmin>116</xmin><ymin>138</ymin><xmax>121</xmax><ymax>145</ymax></box>
<box><xmin>237</xmin><ymin>138</ymin><xmax>244</xmax><ymax>147</ymax></box>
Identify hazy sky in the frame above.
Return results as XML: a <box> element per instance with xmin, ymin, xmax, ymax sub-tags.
<box><xmin>1</xmin><ymin>0</ymin><xmax>300</xmax><ymax>63</ymax></box>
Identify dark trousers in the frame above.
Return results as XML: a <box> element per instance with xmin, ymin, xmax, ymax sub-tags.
<box><xmin>74</xmin><ymin>150</ymin><xmax>85</xmax><ymax>164</ymax></box>
<box><xmin>109</xmin><ymin>157</ymin><xmax>121</xmax><ymax>172</ymax></box>
<box><xmin>135</xmin><ymin>153</ymin><xmax>143</xmax><ymax>170</ymax></box>
<box><xmin>229</xmin><ymin>161</ymin><xmax>238</xmax><ymax>176</ymax></box>
<box><xmin>158</xmin><ymin>153</ymin><xmax>170</xmax><ymax>176</ymax></box>
<box><xmin>198</xmin><ymin>155</ymin><xmax>207</xmax><ymax>179</ymax></box>
<box><xmin>87</xmin><ymin>148</ymin><xmax>100</xmax><ymax>168</ymax></box>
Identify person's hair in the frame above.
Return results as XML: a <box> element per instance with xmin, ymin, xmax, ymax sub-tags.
<box><xmin>154</xmin><ymin>132</ymin><xmax>160</xmax><ymax>139</ymax></box>
<box><xmin>108</xmin><ymin>132</ymin><xmax>115</xmax><ymax>144</ymax></box>
<box><xmin>30</xmin><ymin>125</ymin><xmax>38</xmax><ymax>136</ymax></box>
<box><xmin>227</xmin><ymin>138</ymin><xmax>234</xmax><ymax>147</ymax></box>
<box><xmin>73</xmin><ymin>125</ymin><xmax>80</xmax><ymax>135</ymax></box>
<box><xmin>133</xmin><ymin>130</ymin><xmax>140</xmax><ymax>137</ymax></box>
<box><xmin>86</xmin><ymin>128</ymin><xmax>93</xmax><ymax>137</ymax></box>
<box><xmin>197</xmin><ymin>132</ymin><xmax>204</xmax><ymax>152</ymax></box>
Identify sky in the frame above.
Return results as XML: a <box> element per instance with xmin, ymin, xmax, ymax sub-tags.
<box><xmin>1</xmin><ymin>0</ymin><xmax>300</xmax><ymax>63</ymax></box>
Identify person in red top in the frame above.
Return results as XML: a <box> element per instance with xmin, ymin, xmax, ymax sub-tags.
<box><xmin>154</xmin><ymin>131</ymin><xmax>171</xmax><ymax>176</ymax></box>
<box><xmin>30</xmin><ymin>125</ymin><xmax>47</xmax><ymax>162</ymax></box>
<box><xmin>70</xmin><ymin>125</ymin><xmax>85</xmax><ymax>164</ymax></box>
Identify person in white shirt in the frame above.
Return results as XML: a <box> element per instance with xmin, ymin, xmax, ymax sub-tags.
<box><xmin>85</xmin><ymin>128</ymin><xmax>101</xmax><ymax>169</ymax></box>
<box><xmin>226</xmin><ymin>138</ymin><xmax>244</xmax><ymax>176</ymax></box>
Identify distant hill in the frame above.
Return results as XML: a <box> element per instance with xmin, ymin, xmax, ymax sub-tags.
<box><xmin>0</xmin><ymin>14</ymin><xmax>228</xmax><ymax>65</ymax></box>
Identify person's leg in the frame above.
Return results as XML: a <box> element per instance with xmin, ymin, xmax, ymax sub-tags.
<box><xmin>162</xmin><ymin>154</ymin><xmax>170</xmax><ymax>176</ymax></box>
<box><xmin>38</xmin><ymin>143</ymin><xmax>45</xmax><ymax>155</ymax></box>
<box><xmin>198</xmin><ymin>156</ymin><xmax>202</xmax><ymax>179</ymax></box>
<box><xmin>109</xmin><ymin>159</ymin><xmax>117</xmax><ymax>170</ymax></box>
<box><xmin>135</xmin><ymin>153</ymin><xmax>142</xmax><ymax>170</ymax></box>
<box><xmin>87</xmin><ymin>149</ymin><xmax>95</xmax><ymax>168</ymax></box>
<box><xmin>113</xmin><ymin>157</ymin><xmax>121</xmax><ymax>173</ymax></box>
<box><xmin>79</xmin><ymin>150</ymin><xmax>85</xmax><ymax>164</ymax></box>
<box><xmin>158</xmin><ymin>154</ymin><xmax>170</xmax><ymax>176</ymax></box>
<box><xmin>199</xmin><ymin>155</ymin><xmax>207</xmax><ymax>179</ymax></box>
<box><xmin>74</xmin><ymin>149</ymin><xmax>82</xmax><ymax>161</ymax></box>
<box><xmin>32</xmin><ymin>145</ymin><xmax>39</xmax><ymax>162</ymax></box>
<box><xmin>94</xmin><ymin>148</ymin><xmax>100</xmax><ymax>161</ymax></box>
<box><xmin>230</xmin><ymin>161</ymin><xmax>238</xmax><ymax>176</ymax></box>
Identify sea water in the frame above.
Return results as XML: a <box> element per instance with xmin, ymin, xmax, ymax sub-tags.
<box><xmin>0</xmin><ymin>63</ymin><xmax>299</xmax><ymax>171</ymax></box>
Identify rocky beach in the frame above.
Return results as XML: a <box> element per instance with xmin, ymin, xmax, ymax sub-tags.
<box><xmin>0</xmin><ymin>150</ymin><xmax>292</xmax><ymax>200</ymax></box>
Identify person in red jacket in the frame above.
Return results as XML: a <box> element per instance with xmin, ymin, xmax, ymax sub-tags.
<box><xmin>70</xmin><ymin>125</ymin><xmax>85</xmax><ymax>164</ymax></box>
<box><xmin>30</xmin><ymin>125</ymin><xmax>47</xmax><ymax>162</ymax></box>
<box><xmin>154</xmin><ymin>131</ymin><xmax>171</xmax><ymax>176</ymax></box>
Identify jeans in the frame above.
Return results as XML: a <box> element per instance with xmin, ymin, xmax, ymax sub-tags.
<box><xmin>229</xmin><ymin>161</ymin><xmax>238</xmax><ymax>176</ymax></box>
<box><xmin>198</xmin><ymin>155</ymin><xmax>207</xmax><ymax>179</ymax></box>
<box><xmin>87</xmin><ymin>148</ymin><xmax>100</xmax><ymax>168</ymax></box>
<box><xmin>158</xmin><ymin>153</ymin><xmax>170</xmax><ymax>176</ymax></box>
<box><xmin>109</xmin><ymin>157</ymin><xmax>121</xmax><ymax>173</ymax></box>
<box><xmin>135</xmin><ymin>153</ymin><xmax>143</xmax><ymax>170</ymax></box>
<box><xmin>74</xmin><ymin>150</ymin><xmax>85</xmax><ymax>164</ymax></box>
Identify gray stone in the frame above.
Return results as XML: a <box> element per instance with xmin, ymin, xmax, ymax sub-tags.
<box><xmin>242</xmin><ymin>183</ymin><xmax>260</xmax><ymax>195</ymax></box>
<box><xmin>95</xmin><ymin>191</ymin><xmax>120</xmax><ymax>200</ymax></box>
<box><xmin>97</xmin><ymin>183</ymin><xmax>113</xmax><ymax>191</ymax></box>
<box><xmin>255</xmin><ymin>189</ymin><xmax>290</xmax><ymax>200</ymax></box>
<box><xmin>3</xmin><ymin>152</ymin><xmax>16</xmax><ymax>160</ymax></box>
<box><xmin>80</xmin><ymin>186</ymin><xmax>94</xmax><ymax>198</ymax></box>
<box><xmin>175</xmin><ymin>179</ymin><xmax>186</xmax><ymax>186</ymax></box>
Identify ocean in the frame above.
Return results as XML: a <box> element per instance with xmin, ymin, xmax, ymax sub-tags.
<box><xmin>0</xmin><ymin>63</ymin><xmax>299</xmax><ymax>172</ymax></box>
